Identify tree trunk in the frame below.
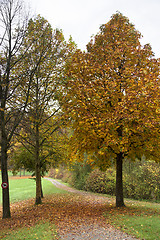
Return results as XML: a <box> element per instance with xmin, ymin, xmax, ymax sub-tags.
<box><xmin>35</xmin><ymin>162</ymin><xmax>42</xmax><ymax>205</ymax></box>
<box><xmin>35</xmin><ymin>120</ymin><xmax>42</xmax><ymax>205</ymax></box>
<box><xmin>41</xmin><ymin>178</ymin><xmax>44</xmax><ymax>198</ymax></box>
<box><xmin>116</xmin><ymin>152</ymin><xmax>125</xmax><ymax>207</ymax></box>
<box><xmin>1</xmin><ymin>134</ymin><xmax>11</xmax><ymax>218</ymax></box>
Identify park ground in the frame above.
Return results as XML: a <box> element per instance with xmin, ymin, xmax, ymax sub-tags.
<box><xmin>0</xmin><ymin>175</ymin><xmax>160</xmax><ymax>239</ymax></box>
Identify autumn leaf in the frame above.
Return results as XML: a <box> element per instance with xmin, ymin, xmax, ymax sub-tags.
<box><xmin>62</xmin><ymin>12</ymin><xmax>160</xmax><ymax>207</ymax></box>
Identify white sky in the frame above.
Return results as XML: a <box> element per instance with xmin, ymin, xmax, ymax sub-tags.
<box><xmin>27</xmin><ymin>0</ymin><xmax>160</xmax><ymax>57</ymax></box>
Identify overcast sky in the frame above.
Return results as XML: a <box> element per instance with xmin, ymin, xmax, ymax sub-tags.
<box><xmin>28</xmin><ymin>0</ymin><xmax>160</xmax><ymax>57</ymax></box>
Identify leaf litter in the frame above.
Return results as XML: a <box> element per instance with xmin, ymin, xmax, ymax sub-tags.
<box><xmin>0</xmin><ymin>180</ymin><xmax>139</xmax><ymax>239</ymax></box>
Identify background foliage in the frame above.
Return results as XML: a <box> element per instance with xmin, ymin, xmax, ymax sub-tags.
<box><xmin>50</xmin><ymin>160</ymin><xmax>160</xmax><ymax>202</ymax></box>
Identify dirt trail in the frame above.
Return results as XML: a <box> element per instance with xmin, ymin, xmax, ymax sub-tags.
<box><xmin>45</xmin><ymin>178</ymin><xmax>139</xmax><ymax>240</ymax></box>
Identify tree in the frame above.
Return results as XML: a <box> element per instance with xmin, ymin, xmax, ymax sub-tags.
<box><xmin>63</xmin><ymin>12</ymin><xmax>160</xmax><ymax>207</ymax></box>
<box><xmin>10</xmin><ymin>146</ymin><xmax>35</xmax><ymax>174</ymax></box>
<box><xmin>11</xmin><ymin>127</ymin><xmax>68</xmax><ymax>176</ymax></box>
<box><xmin>16</xmin><ymin>15</ymin><xmax>70</xmax><ymax>204</ymax></box>
<box><xmin>0</xmin><ymin>0</ymin><xmax>33</xmax><ymax>218</ymax></box>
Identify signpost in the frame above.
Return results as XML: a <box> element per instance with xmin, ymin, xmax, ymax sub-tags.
<box><xmin>1</xmin><ymin>182</ymin><xmax>8</xmax><ymax>189</ymax></box>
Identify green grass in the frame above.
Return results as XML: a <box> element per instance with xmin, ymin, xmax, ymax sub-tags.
<box><xmin>105</xmin><ymin>199</ymin><xmax>160</xmax><ymax>240</ymax></box>
<box><xmin>42</xmin><ymin>178</ymin><xmax>67</xmax><ymax>195</ymax></box>
<box><xmin>1</xmin><ymin>221</ymin><xmax>59</xmax><ymax>240</ymax></box>
<box><xmin>0</xmin><ymin>178</ymin><xmax>67</xmax><ymax>204</ymax></box>
<box><xmin>0</xmin><ymin>170</ymin><xmax>33</xmax><ymax>177</ymax></box>
<box><xmin>116</xmin><ymin>214</ymin><xmax>160</xmax><ymax>240</ymax></box>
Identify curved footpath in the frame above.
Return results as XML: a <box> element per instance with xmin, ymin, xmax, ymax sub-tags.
<box><xmin>45</xmin><ymin>178</ymin><xmax>140</xmax><ymax>240</ymax></box>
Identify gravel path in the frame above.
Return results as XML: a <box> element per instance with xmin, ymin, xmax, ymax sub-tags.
<box><xmin>45</xmin><ymin>178</ymin><xmax>139</xmax><ymax>240</ymax></box>
<box><xmin>59</xmin><ymin>223</ymin><xmax>139</xmax><ymax>240</ymax></box>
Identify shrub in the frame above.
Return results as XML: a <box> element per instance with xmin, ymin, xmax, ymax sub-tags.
<box><xmin>61</xmin><ymin>169</ymin><xmax>73</xmax><ymax>185</ymax></box>
<box><xmin>71</xmin><ymin>161</ymin><xmax>92</xmax><ymax>190</ymax></box>
<box><xmin>84</xmin><ymin>169</ymin><xmax>107</xmax><ymax>193</ymax></box>
<box><xmin>105</xmin><ymin>168</ymin><xmax>116</xmax><ymax>195</ymax></box>
<box><xmin>48</xmin><ymin>168</ymin><xmax>56</xmax><ymax>178</ymax></box>
<box><xmin>49</xmin><ymin>160</ymin><xmax>160</xmax><ymax>202</ymax></box>
<box><xmin>48</xmin><ymin>166</ymin><xmax>64</xmax><ymax>179</ymax></box>
<box><xmin>84</xmin><ymin>161</ymin><xmax>160</xmax><ymax>201</ymax></box>
<box><xmin>123</xmin><ymin>161</ymin><xmax>160</xmax><ymax>201</ymax></box>
<box><xmin>84</xmin><ymin>168</ymin><xmax>116</xmax><ymax>195</ymax></box>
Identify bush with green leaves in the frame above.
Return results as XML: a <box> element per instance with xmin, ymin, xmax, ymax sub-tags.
<box><xmin>84</xmin><ymin>168</ymin><xmax>116</xmax><ymax>195</ymax></box>
<box><xmin>61</xmin><ymin>169</ymin><xmax>73</xmax><ymax>185</ymax></box>
<box><xmin>83</xmin><ymin>161</ymin><xmax>160</xmax><ymax>201</ymax></box>
<box><xmin>70</xmin><ymin>161</ymin><xmax>92</xmax><ymax>190</ymax></box>
<box><xmin>84</xmin><ymin>169</ymin><xmax>107</xmax><ymax>193</ymax></box>
<box><xmin>49</xmin><ymin>160</ymin><xmax>160</xmax><ymax>202</ymax></box>
<box><xmin>105</xmin><ymin>168</ymin><xmax>116</xmax><ymax>195</ymax></box>
<box><xmin>124</xmin><ymin>161</ymin><xmax>160</xmax><ymax>201</ymax></box>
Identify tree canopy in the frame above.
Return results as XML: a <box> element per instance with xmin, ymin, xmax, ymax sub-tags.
<box><xmin>15</xmin><ymin>15</ymin><xmax>72</xmax><ymax>204</ymax></box>
<box><xmin>0</xmin><ymin>0</ymin><xmax>32</xmax><ymax>218</ymax></box>
<box><xmin>62</xmin><ymin>12</ymin><xmax>160</xmax><ymax>206</ymax></box>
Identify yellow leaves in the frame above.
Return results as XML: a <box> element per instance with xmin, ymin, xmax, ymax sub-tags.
<box><xmin>63</xmin><ymin>11</ymin><xmax>160</xmax><ymax>166</ymax></box>
<box><xmin>143</xmin><ymin>69</ymin><xmax>148</xmax><ymax>75</ymax></box>
<box><xmin>125</xmin><ymin>127</ymin><xmax>128</xmax><ymax>133</ymax></box>
<box><xmin>98</xmin><ymin>150</ymin><xmax>104</xmax><ymax>155</ymax></box>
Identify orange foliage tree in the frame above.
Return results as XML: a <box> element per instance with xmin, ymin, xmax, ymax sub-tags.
<box><xmin>62</xmin><ymin>12</ymin><xmax>160</xmax><ymax>207</ymax></box>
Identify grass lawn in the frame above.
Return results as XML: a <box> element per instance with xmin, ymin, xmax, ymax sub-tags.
<box><xmin>0</xmin><ymin>177</ymin><xmax>67</xmax><ymax>204</ymax></box>
<box><xmin>1</xmin><ymin>221</ymin><xmax>59</xmax><ymax>240</ymax></box>
<box><xmin>116</xmin><ymin>214</ymin><xmax>160</xmax><ymax>240</ymax></box>
<box><xmin>104</xmin><ymin>199</ymin><xmax>160</xmax><ymax>240</ymax></box>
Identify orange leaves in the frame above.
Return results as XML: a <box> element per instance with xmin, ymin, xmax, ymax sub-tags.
<box><xmin>0</xmin><ymin>193</ymin><xmax>112</xmax><ymax>238</ymax></box>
